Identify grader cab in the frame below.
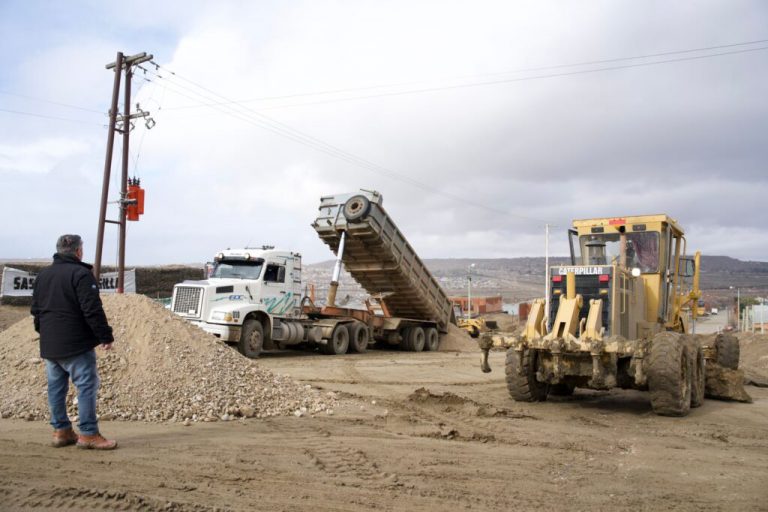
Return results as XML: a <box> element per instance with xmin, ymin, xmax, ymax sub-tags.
<box><xmin>479</xmin><ymin>214</ymin><xmax>749</xmax><ymax>416</ymax></box>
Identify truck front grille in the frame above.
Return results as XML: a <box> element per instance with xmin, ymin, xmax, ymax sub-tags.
<box><xmin>173</xmin><ymin>286</ymin><xmax>203</xmax><ymax>317</ymax></box>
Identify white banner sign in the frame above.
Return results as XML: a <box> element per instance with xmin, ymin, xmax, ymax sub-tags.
<box><xmin>1</xmin><ymin>267</ymin><xmax>136</xmax><ymax>297</ymax></box>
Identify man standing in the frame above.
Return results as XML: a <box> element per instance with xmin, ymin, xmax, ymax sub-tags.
<box><xmin>31</xmin><ymin>234</ymin><xmax>117</xmax><ymax>450</ymax></box>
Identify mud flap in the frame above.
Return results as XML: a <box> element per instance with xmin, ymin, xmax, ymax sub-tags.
<box><xmin>704</xmin><ymin>364</ymin><xmax>753</xmax><ymax>403</ymax></box>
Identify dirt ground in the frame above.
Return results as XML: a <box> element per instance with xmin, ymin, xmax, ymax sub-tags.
<box><xmin>0</xmin><ymin>344</ymin><xmax>766</xmax><ymax>511</ymax></box>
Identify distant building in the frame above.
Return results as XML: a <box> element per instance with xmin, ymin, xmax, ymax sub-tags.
<box><xmin>450</xmin><ymin>295</ymin><xmax>503</xmax><ymax>316</ymax></box>
<box><xmin>746</xmin><ymin>303</ymin><xmax>768</xmax><ymax>332</ymax></box>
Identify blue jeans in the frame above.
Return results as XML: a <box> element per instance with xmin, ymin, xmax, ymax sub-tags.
<box><xmin>44</xmin><ymin>349</ymin><xmax>100</xmax><ymax>435</ymax></box>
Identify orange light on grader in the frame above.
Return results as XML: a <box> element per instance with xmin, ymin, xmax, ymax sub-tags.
<box><xmin>127</xmin><ymin>177</ymin><xmax>145</xmax><ymax>221</ymax></box>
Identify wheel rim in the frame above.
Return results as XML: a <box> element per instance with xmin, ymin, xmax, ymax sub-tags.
<box><xmin>248</xmin><ymin>330</ymin><xmax>262</xmax><ymax>353</ymax></box>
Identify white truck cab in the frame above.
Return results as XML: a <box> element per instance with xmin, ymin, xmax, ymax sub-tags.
<box><xmin>171</xmin><ymin>247</ymin><xmax>302</xmax><ymax>345</ymax></box>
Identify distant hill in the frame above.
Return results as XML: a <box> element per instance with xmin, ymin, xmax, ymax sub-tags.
<box><xmin>305</xmin><ymin>255</ymin><xmax>768</xmax><ymax>304</ymax></box>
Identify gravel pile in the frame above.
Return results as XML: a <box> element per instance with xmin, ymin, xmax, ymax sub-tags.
<box><xmin>0</xmin><ymin>294</ymin><xmax>336</xmax><ymax>423</ymax></box>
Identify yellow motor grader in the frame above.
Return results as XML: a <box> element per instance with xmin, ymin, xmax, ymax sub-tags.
<box><xmin>479</xmin><ymin>214</ymin><xmax>749</xmax><ymax>416</ymax></box>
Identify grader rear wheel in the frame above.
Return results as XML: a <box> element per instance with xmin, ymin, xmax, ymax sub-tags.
<box><xmin>647</xmin><ymin>332</ymin><xmax>692</xmax><ymax>416</ymax></box>
<box><xmin>505</xmin><ymin>348</ymin><xmax>548</xmax><ymax>402</ymax></box>
<box><xmin>715</xmin><ymin>333</ymin><xmax>740</xmax><ymax>370</ymax></box>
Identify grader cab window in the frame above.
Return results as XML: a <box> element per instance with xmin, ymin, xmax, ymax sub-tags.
<box><xmin>580</xmin><ymin>232</ymin><xmax>660</xmax><ymax>273</ymax></box>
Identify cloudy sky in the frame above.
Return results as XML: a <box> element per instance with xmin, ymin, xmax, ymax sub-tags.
<box><xmin>1</xmin><ymin>1</ymin><xmax>767</xmax><ymax>265</ymax></box>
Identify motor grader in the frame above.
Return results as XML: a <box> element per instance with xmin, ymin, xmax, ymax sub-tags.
<box><xmin>479</xmin><ymin>214</ymin><xmax>749</xmax><ymax>416</ymax></box>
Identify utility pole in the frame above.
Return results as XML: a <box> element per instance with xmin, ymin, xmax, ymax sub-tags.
<box><xmin>544</xmin><ymin>223</ymin><xmax>550</xmax><ymax>322</ymax></box>
<box><xmin>94</xmin><ymin>51</ymin><xmax>153</xmax><ymax>292</ymax></box>
<box><xmin>466</xmin><ymin>263</ymin><xmax>475</xmax><ymax>320</ymax></box>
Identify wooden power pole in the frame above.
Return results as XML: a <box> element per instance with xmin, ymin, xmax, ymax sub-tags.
<box><xmin>94</xmin><ymin>51</ymin><xmax>153</xmax><ymax>292</ymax></box>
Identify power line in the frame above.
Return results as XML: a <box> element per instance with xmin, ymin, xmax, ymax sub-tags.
<box><xmin>255</xmin><ymin>45</ymin><xmax>768</xmax><ymax>110</ymax></box>
<box><xmin>162</xmin><ymin>38</ymin><xmax>768</xmax><ymax>111</ymax></box>
<box><xmin>0</xmin><ymin>90</ymin><xmax>104</xmax><ymax>114</ymax></box>
<box><xmin>0</xmin><ymin>107</ymin><xmax>103</xmax><ymax>125</ymax></box>
<box><xmin>145</xmin><ymin>63</ymin><xmax>553</xmax><ymax>225</ymax></box>
<box><xmin>141</xmin><ymin>40</ymin><xmax>768</xmax><ymax>227</ymax></box>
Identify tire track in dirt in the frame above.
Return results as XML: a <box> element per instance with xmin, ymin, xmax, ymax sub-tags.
<box><xmin>269</xmin><ymin>419</ymin><xmax>399</xmax><ymax>488</ymax></box>
<box><xmin>0</xmin><ymin>484</ymin><xmax>226</xmax><ymax>511</ymax></box>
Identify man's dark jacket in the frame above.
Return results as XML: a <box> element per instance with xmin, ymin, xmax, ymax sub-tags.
<box><xmin>31</xmin><ymin>253</ymin><xmax>114</xmax><ymax>359</ymax></box>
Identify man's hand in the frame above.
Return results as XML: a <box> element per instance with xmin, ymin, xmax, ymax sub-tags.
<box><xmin>101</xmin><ymin>343</ymin><xmax>114</xmax><ymax>351</ymax></box>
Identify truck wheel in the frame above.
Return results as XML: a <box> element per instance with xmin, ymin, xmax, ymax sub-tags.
<box><xmin>647</xmin><ymin>332</ymin><xmax>691</xmax><ymax>416</ymax></box>
<box><xmin>424</xmin><ymin>327</ymin><xmax>440</xmax><ymax>351</ymax></box>
<box><xmin>322</xmin><ymin>325</ymin><xmax>349</xmax><ymax>355</ymax></box>
<box><xmin>346</xmin><ymin>322</ymin><xmax>369</xmax><ymax>353</ymax></box>
<box><xmin>406</xmin><ymin>326</ymin><xmax>425</xmax><ymax>352</ymax></box>
<box><xmin>238</xmin><ymin>319</ymin><xmax>264</xmax><ymax>359</ymax></box>
<box><xmin>505</xmin><ymin>348</ymin><xmax>548</xmax><ymax>402</ymax></box>
<box><xmin>715</xmin><ymin>333</ymin><xmax>739</xmax><ymax>369</ymax></box>
<box><xmin>342</xmin><ymin>195</ymin><xmax>371</xmax><ymax>223</ymax></box>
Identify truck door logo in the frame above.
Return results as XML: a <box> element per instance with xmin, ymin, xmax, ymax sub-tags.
<box><xmin>263</xmin><ymin>292</ymin><xmax>295</xmax><ymax>314</ymax></box>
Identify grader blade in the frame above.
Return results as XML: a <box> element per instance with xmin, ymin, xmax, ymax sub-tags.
<box><xmin>704</xmin><ymin>364</ymin><xmax>752</xmax><ymax>403</ymax></box>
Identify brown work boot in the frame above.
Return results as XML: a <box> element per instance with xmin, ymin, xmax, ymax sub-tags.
<box><xmin>76</xmin><ymin>433</ymin><xmax>118</xmax><ymax>450</ymax></box>
<box><xmin>51</xmin><ymin>427</ymin><xmax>78</xmax><ymax>448</ymax></box>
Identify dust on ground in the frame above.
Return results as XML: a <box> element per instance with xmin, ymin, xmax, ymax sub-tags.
<box><xmin>1</xmin><ymin>304</ymin><xmax>767</xmax><ymax>511</ymax></box>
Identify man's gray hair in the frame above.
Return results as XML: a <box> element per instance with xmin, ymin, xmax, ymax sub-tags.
<box><xmin>56</xmin><ymin>234</ymin><xmax>83</xmax><ymax>256</ymax></box>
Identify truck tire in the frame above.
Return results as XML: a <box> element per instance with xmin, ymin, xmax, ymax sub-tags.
<box><xmin>424</xmin><ymin>327</ymin><xmax>440</xmax><ymax>351</ymax></box>
<box><xmin>238</xmin><ymin>319</ymin><xmax>264</xmax><ymax>359</ymax></box>
<box><xmin>346</xmin><ymin>322</ymin><xmax>369</xmax><ymax>353</ymax></box>
<box><xmin>405</xmin><ymin>326</ymin><xmax>425</xmax><ymax>352</ymax></box>
<box><xmin>647</xmin><ymin>332</ymin><xmax>691</xmax><ymax>416</ymax></box>
<box><xmin>715</xmin><ymin>333</ymin><xmax>739</xmax><ymax>370</ymax></box>
<box><xmin>505</xmin><ymin>348</ymin><xmax>548</xmax><ymax>402</ymax></box>
<box><xmin>321</xmin><ymin>324</ymin><xmax>349</xmax><ymax>355</ymax></box>
<box><xmin>342</xmin><ymin>195</ymin><xmax>371</xmax><ymax>223</ymax></box>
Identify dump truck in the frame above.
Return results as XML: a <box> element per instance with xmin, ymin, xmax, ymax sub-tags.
<box><xmin>170</xmin><ymin>190</ymin><xmax>455</xmax><ymax>357</ymax></box>
<box><xmin>479</xmin><ymin>214</ymin><xmax>749</xmax><ymax>416</ymax></box>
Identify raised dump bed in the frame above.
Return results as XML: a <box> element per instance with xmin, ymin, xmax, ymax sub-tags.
<box><xmin>312</xmin><ymin>190</ymin><xmax>455</xmax><ymax>331</ymax></box>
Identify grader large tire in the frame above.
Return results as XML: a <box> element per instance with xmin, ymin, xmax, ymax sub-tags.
<box><xmin>647</xmin><ymin>332</ymin><xmax>692</xmax><ymax>416</ymax></box>
<box><xmin>238</xmin><ymin>319</ymin><xmax>264</xmax><ymax>359</ymax></box>
<box><xmin>505</xmin><ymin>348</ymin><xmax>548</xmax><ymax>402</ymax></box>
<box><xmin>685</xmin><ymin>336</ymin><xmax>706</xmax><ymax>408</ymax></box>
<box><xmin>346</xmin><ymin>322</ymin><xmax>369</xmax><ymax>353</ymax></box>
<box><xmin>715</xmin><ymin>333</ymin><xmax>740</xmax><ymax>370</ymax></box>
<box><xmin>321</xmin><ymin>325</ymin><xmax>349</xmax><ymax>355</ymax></box>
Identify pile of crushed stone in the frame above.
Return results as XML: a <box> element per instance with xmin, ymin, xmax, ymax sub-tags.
<box><xmin>0</xmin><ymin>294</ymin><xmax>336</xmax><ymax>424</ymax></box>
<box><xmin>438</xmin><ymin>324</ymin><xmax>478</xmax><ymax>352</ymax></box>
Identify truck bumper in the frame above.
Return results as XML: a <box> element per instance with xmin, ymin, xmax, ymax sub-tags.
<box><xmin>190</xmin><ymin>321</ymin><xmax>241</xmax><ymax>342</ymax></box>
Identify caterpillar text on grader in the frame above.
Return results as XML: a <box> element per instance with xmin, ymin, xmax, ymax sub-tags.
<box><xmin>479</xmin><ymin>214</ymin><xmax>750</xmax><ymax>416</ymax></box>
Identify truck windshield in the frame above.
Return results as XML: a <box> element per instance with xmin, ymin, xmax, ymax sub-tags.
<box><xmin>579</xmin><ymin>232</ymin><xmax>660</xmax><ymax>273</ymax></box>
<box><xmin>211</xmin><ymin>260</ymin><xmax>264</xmax><ymax>279</ymax></box>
